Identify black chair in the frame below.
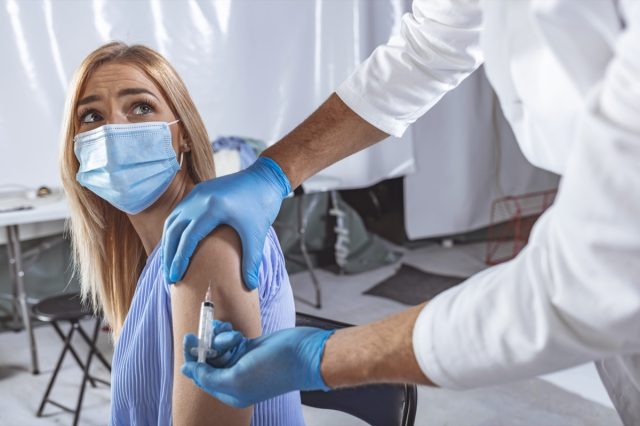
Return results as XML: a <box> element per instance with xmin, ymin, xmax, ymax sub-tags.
<box><xmin>32</xmin><ymin>292</ymin><xmax>111</xmax><ymax>426</ymax></box>
<box><xmin>297</xmin><ymin>312</ymin><xmax>417</xmax><ymax>426</ymax></box>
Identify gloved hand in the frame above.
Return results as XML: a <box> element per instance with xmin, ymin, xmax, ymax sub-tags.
<box><xmin>182</xmin><ymin>326</ymin><xmax>335</xmax><ymax>408</ymax></box>
<box><xmin>162</xmin><ymin>156</ymin><xmax>291</xmax><ymax>289</ymax></box>
<box><xmin>185</xmin><ymin>320</ymin><xmax>250</xmax><ymax>367</ymax></box>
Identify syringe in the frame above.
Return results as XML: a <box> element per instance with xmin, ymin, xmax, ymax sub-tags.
<box><xmin>197</xmin><ymin>282</ymin><xmax>215</xmax><ymax>363</ymax></box>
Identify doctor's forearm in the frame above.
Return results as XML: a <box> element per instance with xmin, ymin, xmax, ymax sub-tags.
<box><xmin>261</xmin><ymin>93</ymin><xmax>388</xmax><ymax>189</ymax></box>
<box><xmin>319</xmin><ymin>303</ymin><xmax>436</xmax><ymax>388</ymax></box>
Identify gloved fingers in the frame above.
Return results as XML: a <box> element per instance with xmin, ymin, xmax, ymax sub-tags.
<box><xmin>161</xmin><ymin>213</ymin><xmax>179</xmax><ymax>281</ymax></box>
<box><xmin>189</xmin><ymin>347</ymin><xmax>218</xmax><ymax>359</ymax></box>
<box><xmin>163</xmin><ymin>209</ymin><xmax>179</xmax><ymax>238</ymax></box>
<box><xmin>183</xmin><ymin>333</ymin><xmax>199</xmax><ymax>362</ymax></box>
<box><xmin>183</xmin><ymin>321</ymin><xmax>240</xmax><ymax>365</ymax></box>
<box><xmin>181</xmin><ymin>361</ymin><xmax>248</xmax><ymax>407</ymax></box>
<box><xmin>205</xmin><ymin>331</ymin><xmax>245</xmax><ymax>367</ymax></box>
<box><xmin>162</xmin><ymin>217</ymin><xmax>190</xmax><ymax>283</ymax></box>
<box><xmin>212</xmin><ymin>319</ymin><xmax>233</xmax><ymax>335</ymax></box>
<box><xmin>181</xmin><ymin>360</ymin><xmax>196</xmax><ymax>379</ymax></box>
<box><xmin>169</xmin><ymin>221</ymin><xmax>197</xmax><ymax>282</ymax></box>
<box><xmin>212</xmin><ymin>330</ymin><xmax>243</xmax><ymax>352</ymax></box>
<box><xmin>169</xmin><ymin>218</ymin><xmax>217</xmax><ymax>282</ymax></box>
<box><xmin>205</xmin><ymin>348</ymin><xmax>235</xmax><ymax>367</ymax></box>
<box><xmin>240</xmin><ymin>233</ymin><xmax>265</xmax><ymax>291</ymax></box>
<box><xmin>210</xmin><ymin>392</ymin><xmax>247</xmax><ymax>409</ymax></box>
<box><xmin>185</xmin><ymin>333</ymin><xmax>219</xmax><ymax>359</ymax></box>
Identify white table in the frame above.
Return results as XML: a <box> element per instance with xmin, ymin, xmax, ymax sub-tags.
<box><xmin>0</xmin><ymin>190</ymin><xmax>69</xmax><ymax>374</ymax></box>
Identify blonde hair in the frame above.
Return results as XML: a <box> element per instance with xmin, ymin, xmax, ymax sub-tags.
<box><xmin>60</xmin><ymin>42</ymin><xmax>215</xmax><ymax>337</ymax></box>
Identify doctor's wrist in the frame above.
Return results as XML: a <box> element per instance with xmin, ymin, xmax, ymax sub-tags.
<box><xmin>304</xmin><ymin>328</ymin><xmax>335</xmax><ymax>391</ymax></box>
<box><xmin>255</xmin><ymin>156</ymin><xmax>292</xmax><ymax>198</ymax></box>
<box><xmin>319</xmin><ymin>326</ymin><xmax>375</xmax><ymax>388</ymax></box>
<box><xmin>319</xmin><ymin>304</ymin><xmax>436</xmax><ymax>388</ymax></box>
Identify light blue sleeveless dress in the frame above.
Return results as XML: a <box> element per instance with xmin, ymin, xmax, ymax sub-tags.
<box><xmin>110</xmin><ymin>228</ymin><xmax>305</xmax><ymax>426</ymax></box>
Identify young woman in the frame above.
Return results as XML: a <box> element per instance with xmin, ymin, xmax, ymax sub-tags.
<box><xmin>59</xmin><ymin>42</ymin><xmax>304</xmax><ymax>426</ymax></box>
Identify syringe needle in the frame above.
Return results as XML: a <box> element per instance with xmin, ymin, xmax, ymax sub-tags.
<box><xmin>205</xmin><ymin>281</ymin><xmax>212</xmax><ymax>302</ymax></box>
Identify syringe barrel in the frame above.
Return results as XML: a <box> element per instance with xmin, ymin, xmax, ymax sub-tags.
<box><xmin>197</xmin><ymin>301</ymin><xmax>214</xmax><ymax>363</ymax></box>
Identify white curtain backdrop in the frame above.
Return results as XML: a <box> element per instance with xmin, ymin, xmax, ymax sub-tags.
<box><xmin>0</xmin><ymin>0</ymin><xmax>557</xmax><ymax>238</ymax></box>
<box><xmin>0</xmin><ymin>0</ymin><xmax>414</xmax><ymax>191</ymax></box>
<box><xmin>404</xmin><ymin>67</ymin><xmax>559</xmax><ymax>239</ymax></box>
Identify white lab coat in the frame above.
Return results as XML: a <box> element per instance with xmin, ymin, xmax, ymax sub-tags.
<box><xmin>336</xmin><ymin>0</ymin><xmax>640</xmax><ymax>424</ymax></box>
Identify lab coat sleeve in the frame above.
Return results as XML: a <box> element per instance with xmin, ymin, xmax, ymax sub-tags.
<box><xmin>335</xmin><ymin>0</ymin><xmax>483</xmax><ymax>137</ymax></box>
<box><xmin>412</xmin><ymin>5</ymin><xmax>640</xmax><ymax>389</ymax></box>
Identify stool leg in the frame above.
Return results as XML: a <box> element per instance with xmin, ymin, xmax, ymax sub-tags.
<box><xmin>77</xmin><ymin>322</ymin><xmax>111</xmax><ymax>373</ymax></box>
<box><xmin>37</xmin><ymin>322</ymin><xmax>75</xmax><ymax>417</ymax></box>
<box><xmin>51</xmin><ymin>322</ymin><xmax>97</xmax><ymax>388</ymax></box>
<box><xmin>94</xmin><ymin>348</ymin><xmax>112</xmax><ymax>373</ymax></box>
<box><xmin>72</xmin><ymin>318</ymin><xmax>100</xmax><ymax>426</ymax></box>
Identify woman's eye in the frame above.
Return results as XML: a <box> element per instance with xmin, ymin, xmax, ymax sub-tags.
<box><xmin>81</xmin><ymin>111</ymin><xmax>102</xmax><ymax>123</ymax></box>
<box><xmin>132</xmin><ymin>103</ymin><xmax>153</xmax><ymax>115</ymax></box>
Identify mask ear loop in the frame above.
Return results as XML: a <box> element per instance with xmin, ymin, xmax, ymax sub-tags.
<box><xmin>173</xmin><ymin>119</ymin><xmax>185</xmax><ymax>169</ymax></box>
<box><xmin>173</xmin><ymin>119</ymin><xmax>184</xmax><ymax>170</ymax></box>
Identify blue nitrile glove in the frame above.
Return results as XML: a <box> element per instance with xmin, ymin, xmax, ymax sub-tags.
<box><xmin>185</xmin><ymin>320</ymin><xmax>246</xmax><ymax>366</ymax></box>
<box><xmin>162</xmin><ymin>157</ymin><xmax>291</xmax><ymax>289</ymax></box>
<box><xmin>182</xmin><ymin>326</ymin><xmax>335</xmax><ymax>408</ymax></box>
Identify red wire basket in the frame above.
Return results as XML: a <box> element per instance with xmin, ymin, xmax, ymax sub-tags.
<box><xmin>485</xmin><ymin>189</ymin><xmax>557</xmax><ymax>265</ymax></box>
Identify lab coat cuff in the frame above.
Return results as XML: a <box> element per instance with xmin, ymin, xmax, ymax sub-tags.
<box><xmin>412</xmin><ymin>299</ymin><xmax>464</xmax><ymax>389</ymax></box>
<box><xmin>335</xmin><ymin>81</ymin><xmax>408</xmax><ymax>138</ymax></box>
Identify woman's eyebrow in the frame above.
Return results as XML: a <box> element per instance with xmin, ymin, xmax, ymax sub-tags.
<box><xmin>117</xmin><ymin>87</ymin><xmax>159</xmax><ymax>100</ymax></box>
<box><xmin>77</xmin><ymin>88</ymin><xmax>159</xmax><ymax>108</ymax></box>
<box><xmin>77</xmin><ymin>94</ymin><xmax>101</xmax><ymax>107</ymax></box>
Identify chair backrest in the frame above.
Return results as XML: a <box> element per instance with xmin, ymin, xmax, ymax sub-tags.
<box><xmin>296</xmin><ymin>313</ymin><xmax>417</xmax><ymax>426</ymax></box>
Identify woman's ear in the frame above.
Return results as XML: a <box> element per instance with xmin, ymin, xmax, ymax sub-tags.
<box><xmin>180</xmin><ymin>136</ymin><xmax>192</xmax><ymax>153</ymax></box>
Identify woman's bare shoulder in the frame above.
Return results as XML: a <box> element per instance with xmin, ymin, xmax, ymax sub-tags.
<box><xmin>181</xmin><ymin>225</ymin><xmax>242</xmax><ymax>289</ymax></box>
<box><xmin>174</xmin><ymin>225</ymin><xmax>259</xmax><ymax>335</ymax></box>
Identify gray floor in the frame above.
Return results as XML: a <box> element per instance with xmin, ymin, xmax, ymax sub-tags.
<box><xmin>0</xmin><ymin>241</ymin><xmax>623</xmax><ymax>425</ymax></box>
<box><xmin>293</xmin><ymin>241</ymin><xmax>622</xmax><ymax>426</ymax></box>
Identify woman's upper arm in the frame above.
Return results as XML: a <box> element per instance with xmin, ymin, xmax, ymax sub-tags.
<box><xmin>170</xmin><ymin>226</ymin><xmax>260</xmax><ymax>426</ymax></box>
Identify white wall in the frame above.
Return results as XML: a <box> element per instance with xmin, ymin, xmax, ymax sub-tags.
<box><xmin>405</xmin><ymin>67</ymin><xmax>559</xmax><ymax>239</ymax></box>
<box><xmin>0</xmin><ymin>0</ymin><xmax>414</xmax><ymax>191</ymax></box>
<box><xmin>0</xmin><ymin>0</ymin><xmax>557</xmax><ymax>238</ymax></box>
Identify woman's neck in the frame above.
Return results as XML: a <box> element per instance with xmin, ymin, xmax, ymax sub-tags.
<box><xmin>128</xmin><ymin>170</ymin><xmax>195</xmax><ymax>256</ymax></box>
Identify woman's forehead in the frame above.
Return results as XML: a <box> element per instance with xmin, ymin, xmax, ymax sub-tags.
<box><xmin>81</xmin><ymin>62</ymin><xmax>161</xmax><ymax>98</ymax></box>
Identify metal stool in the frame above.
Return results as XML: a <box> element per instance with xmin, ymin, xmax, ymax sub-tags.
<box><xmin>32</xmin><ymin>293</ymin><xmax>111</xmax><ymax>426</ymax></box>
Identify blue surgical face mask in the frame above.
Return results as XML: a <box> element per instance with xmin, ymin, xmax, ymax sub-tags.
<box><xmin>74</xmin><ymin>120</ymin><xmax>182</xmax><ymax>214</ymax></box>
